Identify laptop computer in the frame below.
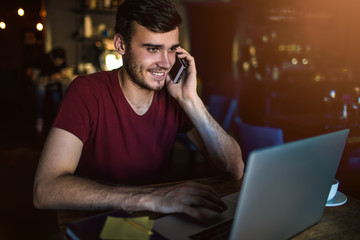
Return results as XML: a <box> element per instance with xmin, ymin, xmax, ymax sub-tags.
<box><xmin>153</xmin><ymin>129</ymin><xmax>349</xmax><ymax>240</ymax></box>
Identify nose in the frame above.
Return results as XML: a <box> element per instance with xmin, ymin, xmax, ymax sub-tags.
<box><xmin>158</xmin><ymin>51</ymin><xmax>172</xmax><ymax>69</ymax></box>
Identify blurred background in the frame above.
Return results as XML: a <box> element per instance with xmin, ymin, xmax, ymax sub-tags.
<box><xmin>2</xmin><ymin>0</ymin><xmax>360</xmax><ymax>135</ymax></box>
<box><xmin>1</xmin><ymin>0</ymin><xmax>360</xmax><ymax>238</ymax></box>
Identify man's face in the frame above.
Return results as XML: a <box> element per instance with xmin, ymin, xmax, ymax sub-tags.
<box><xmin>53</xmin><ymin>57</ymin><xmax>64</xmax><ymax>67</ymax></box>
<box><xmin>122</xmin><ymin>23</ymin><xmax>180</xmax><ymax>91</ymax></box>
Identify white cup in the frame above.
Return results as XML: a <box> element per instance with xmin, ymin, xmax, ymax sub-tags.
<box><xmin>327</xmin><ymin>179</ymin><xmax>339</xmax><ymax>201</ymax></box>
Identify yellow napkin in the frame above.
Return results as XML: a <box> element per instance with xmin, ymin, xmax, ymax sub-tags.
<box><xmin>99</xmin><ymin>216</ymin><xmax>154</xmax><ymax>240</ymax></box>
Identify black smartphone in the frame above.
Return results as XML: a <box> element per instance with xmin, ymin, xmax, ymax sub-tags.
<box><xmin>169</xmin><ymin>55</ymin><xmax>187</xmax><ymax>84</ymax></box>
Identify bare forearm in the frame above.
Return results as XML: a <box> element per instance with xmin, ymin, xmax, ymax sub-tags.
<box><xmin>33</xmin><ymin>174</ymin><xmax>154</xmax><ymax>211</ymax></box>
<box><xmin>34</xmin><ymin>175</ymin><xmax>228</xmax><ymax>219</ymax></box>
<box><xmin>180</xmin><ymin>96</ymin><xmax>244</xmax><ymax>179</ymax></box>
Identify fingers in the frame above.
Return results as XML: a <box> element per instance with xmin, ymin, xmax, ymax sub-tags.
<box><xmin>183</xmin><ymin>195</ymin><xmax>226</xmax><ymax>213</ymax></box>
<box><xmin>183</xmin><ymin>206</ymin><xmax>223</xmax><ymax>220</ymax></box>
<box><xmin>175</xmin><ymin>48</ymin><xmax>196</xmax><ymax>72</ymax></box>
<box><xmin>152</xmin><ymin>182</ymin><xmax>227</xmax><ymax>219</ymax></box>
<box><xmin>171</xmin><ymin>199</ymin><xmax>225</xmax><ymax>220</ymax></box>
<box><xmin>174</xmin><ymin>182</ymin><xmax>227</xmax><ymax>211</ymax></box>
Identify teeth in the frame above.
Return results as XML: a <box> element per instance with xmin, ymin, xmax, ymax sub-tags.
<box><xmin>152</xmin><ymin>72</ymin><xmax>164</xmax><ymax>76</ymax></box>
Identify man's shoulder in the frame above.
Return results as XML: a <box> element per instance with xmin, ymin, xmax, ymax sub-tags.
<box><xmin>74</xmin><ymin>70</ymin><xmax>115</xmax><ymax>84</ymax></box>
<box><xmin>70</xmin><ymin>70</ymin><xmax>117</xmax><ymax>90</ymax></box>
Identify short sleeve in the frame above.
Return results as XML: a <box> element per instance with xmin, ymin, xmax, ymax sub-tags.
<box><xmin>52</xmin><ymin>76</ymin><xmax>98</xmax><ymax>143</ymax></box>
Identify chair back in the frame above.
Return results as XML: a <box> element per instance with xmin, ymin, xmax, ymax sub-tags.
<box><xmin>233</xmin><ymin>117</ymin><xmax>283</xmax><ymax>164</ymax></box>
<box><xmin>208</xmin><ymin>95</ymin><xmax>237</xmax><ymax>132</ymax></box>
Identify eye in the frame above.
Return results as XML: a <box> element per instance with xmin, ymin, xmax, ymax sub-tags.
<box><xmin>147</xmin><ymin>47</ymin><xmax>159</xmax><ymax>53</ymax></box>
<box><xmin>169</xmin><ymin>46</ymin><xmax>179</xmax><ymax>53</ymax></box>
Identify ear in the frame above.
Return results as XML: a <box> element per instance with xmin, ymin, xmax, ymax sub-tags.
<box><xmin>114</xmin><ymin>34</ymin><xmax>126</xmax><ymax>55</ymax></box>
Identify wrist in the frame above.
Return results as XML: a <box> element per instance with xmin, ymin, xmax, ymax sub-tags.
<box><xmin>113</xmin><ymin>186</ymin><xmax>155</xmax><ymax>211</ymax></box>
<box><xmin>178</xmin><ymin>94</ymin><xmax>202</xmax><ymax>112</ymax></box>
<box><xmin>135</xmin><ymin>188</ymin><xmax>160</xmax><ymax>212</ymax></box>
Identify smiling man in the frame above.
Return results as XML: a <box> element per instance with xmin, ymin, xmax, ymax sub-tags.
<box><xmin>33</xmin><ymin>0</ymin><xmax>244</xmax><ymax>219</ymax></box>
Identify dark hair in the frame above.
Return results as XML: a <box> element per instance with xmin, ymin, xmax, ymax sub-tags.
<box><xmin>50</xmin><ymin>47</ymin><xmax>66</xmax><ymax>59</ymax></box>
<box><xmin>115</xmin><ymin>0</ymin><xmax>182</xmax><ymax>43</ymax></box>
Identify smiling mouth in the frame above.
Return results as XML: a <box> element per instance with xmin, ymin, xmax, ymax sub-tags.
<box><xmin>149</xmin><ymin>70</ymin><xmax>166</xmax><ymax>80</ymax></box>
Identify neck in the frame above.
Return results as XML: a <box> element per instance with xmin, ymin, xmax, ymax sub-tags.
<box><xmin>118</xmin><ymin>68</ymin><xmax>154</xmax><ymax>115</ymax></box>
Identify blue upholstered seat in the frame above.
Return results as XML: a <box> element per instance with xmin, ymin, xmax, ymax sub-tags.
<box><xmin>232</xmin><ymin>117</ymin><xmax>284</xmax><ymax>164</ymax></box>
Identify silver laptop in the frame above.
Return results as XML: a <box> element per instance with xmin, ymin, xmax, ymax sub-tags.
<box><xmin>153</xmin><ymin>129</ymin><xmax>349</xmax><ymax>240</ymax></box>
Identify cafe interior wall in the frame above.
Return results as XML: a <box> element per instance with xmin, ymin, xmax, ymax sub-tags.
<box><xmin>182</xmin><ymin>0</ymin><xmax>360</xmax><ymax>125</ymax></box>
<box><xmin>0</xmin><ymin>1</ymin><xmax>43</xmax><ymax>71</ymax></box>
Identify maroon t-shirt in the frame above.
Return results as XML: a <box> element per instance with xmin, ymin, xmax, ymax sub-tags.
<box><xmin>53</xmin><ymin>69</ymin><xmax>190</xmax><ymax>184</ymax></box>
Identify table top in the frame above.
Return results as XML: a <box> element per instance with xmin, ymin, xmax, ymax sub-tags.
<box><xmin>57</xmin><ymin>177</ymin><xmax>360</xmax><ymax>239</ymax></box>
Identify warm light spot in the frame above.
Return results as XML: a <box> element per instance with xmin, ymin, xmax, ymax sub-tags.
<box><xmin>39</xmin><ymin>10</ymin><xmax>47</xmax><ymax>18</ymax></box>
<box><xmin>95</xmin><ymin>41</ymin><xmax>102</xmax><ymax>48</ymax></box>
<box><xmin>105</xmin><ymin>54</ymin><xmax>123</xmax><ymax>70</ymax></box>
<box><xmin>355</xmin><ymin>87</ymin><xmax>360</xmax><ymax>95</ymax></box>
<box><xmin>278</xmin><ymin>45</ymin><xmax>286</xmax><ymax>52</ymax></box>
<box><xmin>262</xmin><ymin>35</ymin><xmax>268</xmax><ymax>43</ymax></box>
<box><xmin>18</xmin><ymin>8</ymin><xmax>24</xmax><ymax>16</ymax></box>
<box><xmin>272</xmin><ymin>67</ymin><xmax>279</xmax><ymax>81</ymax></box>
<box><xmin>330</xmin><ymin>90</ymin><xmax>336</xmax><ymax>99</ymax></box>
<box><xmin>249</xmin><ymin>45</ymin><xmax>256</xmax><ymax>57</ymax></box>
<box><xmin>0</xmin><ymin>21</ymin><xmax>6</xmax><ymax>29</ymax></box>
<box><xmin>278</xmin><ymin>44</ymin><xmax>302</xmax><ymax>53</ymax></box>
<box><xmin>271</xmin><ymin>32</ymin><xmax>277</xmax><ymax>40</ymax></box>
<box><xmin>36</xmin><ymin>22</ymin><xmax>43</xmax><ymax>31</ymax></box>
<box><xmin>251</xmin><ymin>57</ymin><xmax>258</xmax><ymax>68</ymax></box>
<box><xmin>242</xmin><ymin>62</ymin><xmax>250</xmax><ymax>72</ymax></box>
<box><xmin>291</xmin><ymin>58</ymin><xmax>298</xmax><ymax>65</ymax></box>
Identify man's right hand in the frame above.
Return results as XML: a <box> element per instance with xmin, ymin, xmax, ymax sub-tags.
<box><xmin>140</xmin><ymin>182</ymin><xmax>227</xmax><ymax>219</ymax></box>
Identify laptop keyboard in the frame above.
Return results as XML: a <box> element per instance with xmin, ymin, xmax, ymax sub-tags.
<box><xmin>189</xmin><ymin>219</ymin><xmax>233</xmax><ymax>240</ymax></box>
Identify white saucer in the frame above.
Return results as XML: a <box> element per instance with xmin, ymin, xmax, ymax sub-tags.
<box><xmin>326</xmin><ymin>191</ymin><xmax>347</xmax><ymax>207</ymax></box>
